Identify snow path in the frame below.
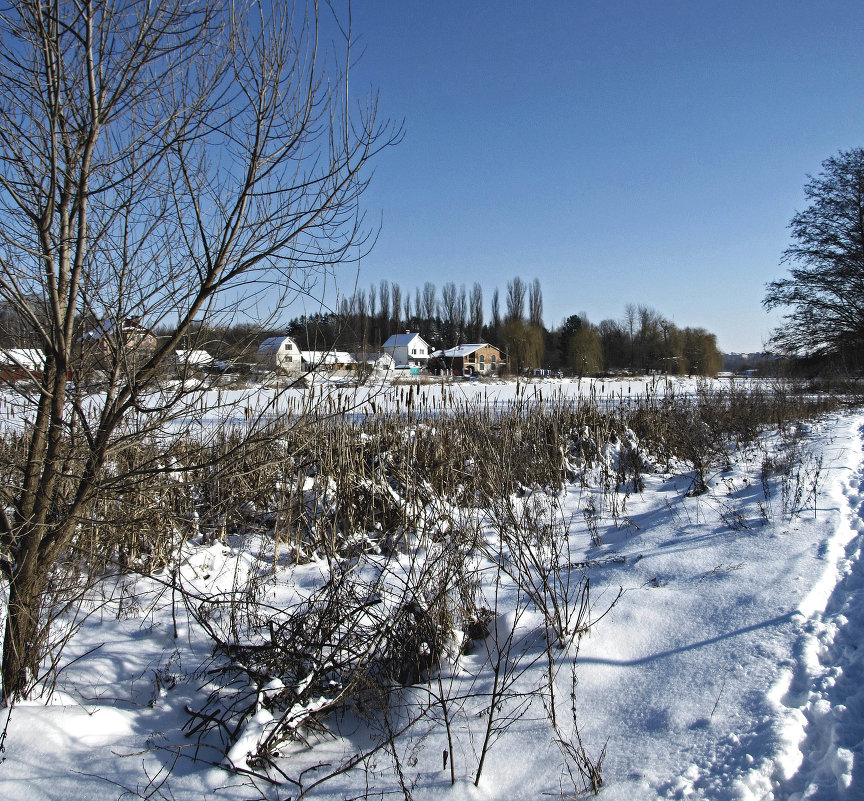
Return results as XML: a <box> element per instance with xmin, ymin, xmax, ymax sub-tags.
<box><xmin>666</xmin><ymin>417</ymin><xmax>864</xmax><ymax>801</ymax></box>
<box><xmin>569</xmin><ymin>413</ymin><xmax>864</xmax><ymax>801</ymax></box>
<box><xmin>768</xmin><ymin>423</ymin><xmax>864</xmax><ymax>800</ymax></box>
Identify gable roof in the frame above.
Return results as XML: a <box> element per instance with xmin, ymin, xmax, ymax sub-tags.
<box><xmin>257</xmin><ymin>336</ymin><xmax>296</xmax><ymax>354</ymax></box>
<box><xmin>432</xmin><ymin>343</ymin><xmax>497</xmax><ymax>358</ymax></box>
<box><xmin>382</xmin><ymin>332</ymin><xmax>427</xmax><ymax>348</ymax></box>
<box><xmin>174</xmin><ymin>349</ymin><xmax>212</xmax><ymax>366</ymax></box>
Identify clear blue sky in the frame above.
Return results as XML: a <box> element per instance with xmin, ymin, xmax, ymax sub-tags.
<box><xmin>337</xmin><ymin>0</ymin><xmax>864</xmax><ymax>353</ymax></box>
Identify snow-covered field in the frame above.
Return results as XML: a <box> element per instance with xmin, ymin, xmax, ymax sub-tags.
<box><xmin>0</xmin><ymin>374</ymin><xmax>754</xmax><ymax>432</ymax></box>
<box><xmin>1</xmin><ymin>381</ymin><xmax>863</xmax><ymax>800</ymax></box>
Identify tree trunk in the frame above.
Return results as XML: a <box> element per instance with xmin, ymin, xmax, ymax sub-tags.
<box><xmin>2</xmin><ymin>556</ymin><xmax>47</xmax><ymax>704</ymax></box>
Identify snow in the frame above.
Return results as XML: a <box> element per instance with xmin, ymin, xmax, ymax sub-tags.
<box><xmin>0</xmin><ymin>349</ymin><xmax>44</xmax><ymax>371</ymax></box>
<box><xmin>431</xmin><ymin>343</ymin><xmax>490</xmax><ymax>358</ymax></box>
<box><xmin>0</xmin><ymin>374</ymin><xmax>766</xmax><ymax>433</ymax></box>
<box><xmin>2</xmin><ymin>385</ymin><xmax>863</xmax><ymax>799</ymax></box>
<box><xmin>173</xmin><ymin>349</ymin><xmax>213</xmax><ymax>367</ymax></box>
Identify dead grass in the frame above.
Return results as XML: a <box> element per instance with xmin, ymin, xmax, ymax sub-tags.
<box><xmin>0</xmin><ymin>378</ymin><xmax>843</xmax><ymax>794</ymax></box>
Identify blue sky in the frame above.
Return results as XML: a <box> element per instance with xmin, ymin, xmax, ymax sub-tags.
<box><xmin>336</xmin><ymin>1</ymin><xmax>864</xmax><ymax>353</ymax></box>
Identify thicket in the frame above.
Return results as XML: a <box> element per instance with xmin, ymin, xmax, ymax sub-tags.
<box><xmin>0</xmin><ymin>380</ymin><xmax>840</xmax><ymax>795</ymax></box>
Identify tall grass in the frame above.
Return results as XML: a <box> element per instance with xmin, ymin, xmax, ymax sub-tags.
<box><xmin>0</xmin><ymin>379</ymin><xmax>842</xmax><ymax>794</ymax></box>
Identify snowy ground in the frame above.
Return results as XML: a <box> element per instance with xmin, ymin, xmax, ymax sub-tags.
<box><xmin>0</xmin><ymin>373</ymin><xmax>761</xmax><ymax>432</ymax></box>
<box><xmin>2</xmin><ymin>400</ymin><xmax>863</xmax><ymax>800</ymax></box>
<box><xmin>571</xmin><ymin>412</ymin><xmax>864</xmax><ymax>801</ymax></box>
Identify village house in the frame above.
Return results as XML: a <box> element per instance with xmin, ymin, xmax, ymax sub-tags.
<box><xmin>170</xmin><ymin>349</ymin><xmax>216</xmax><ymax>374</ymax></box>
<box><xmin>257</xmin><ymin>335</ymin><xmax>302</xmax><ymax>373</ymax></box>
<box><xmin>300</xmin><ymin>350</ymin><xmax>356</xmax><ymax>372</ymax></box>
<box><xmin>381</xmin><ymin>331</ymin><xmax>431</xmax><ymax>367</ymax></box>
<box><xmin>80</xmin><ymin>316</ymin><xmax>157</xmax><ymax>369</ymax></box>
<box><xmin>352</xmin><ymin>350</ymin><xmax>395</xmax><ymax>372</ymax></box>
<box><xmin>429</xmin><ymin>343</ymin><xmax>505</xmax><ymax>376</ymax></box>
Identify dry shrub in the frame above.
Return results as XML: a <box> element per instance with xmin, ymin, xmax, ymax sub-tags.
<box><xmin>0</xmin><ymin>377</ymin><xmax>843</xmax><ymax>788</ymax></box>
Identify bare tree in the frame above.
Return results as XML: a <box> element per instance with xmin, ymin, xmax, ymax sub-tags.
<box><xmin>529</xmin><ymin>278</ymin><xmax>543</xmax><ymax>329</ymax></box>
<box><xmin>456</xmin><ymin>283</ymin><xmax>468</xmax><ymax>342</ymax></box>
<box><xmin>422</xmin><ymin>281</ymin><xmax>437</xmax><ymax>323</ymax></box>
<box><xmin>469</xmin><ymin>282</ymin><xmax>483</xmax><ymax>341</ymax></box>
<box><xmin>491</xmin><ymin>288</ymin><xmax>501</xmax><ymax>333</ymax></box>
<box><xmin>378</xmin><ymin>279</ymin><xmax>391</xmax><ymax>331</ymax></box>
<box><xmin>765</xmin><ymin>147</ymin><xmax>864</xmax><ymax>364</ymax></box>
<box><xmin>636</xmin><ymin>305</ymin><xmax>665</xmax><ymax>372</ymax></box>
<box><xmin>390</xmin><ymin>282</ymin><xmax>402</xmax><ymax>333</ymax></box>
<box><xmin>368</xmin><ymin>282</ymin><xmax>378</xmax><ymax>320</ymax></box>
<box><xmin>440</xmin><ymin>282</ymin><xmax>458</xmax><ymax>342</ymax></box>
<box><xmin>356</xmin><ymin>288</ymin><xmax>369</xmax><ymax>332</ymax></box>
<box><xmin>624</xmin><ymin>303</ymin><xmax>637</xmax><ymax>368</ymax></box>
<box><xmin>367</xmin><ymin>281</ymin><xmax>378</xmax><ymax>343</ymax></box>
<box><xmin>0</xmin><ymin>0</ymin><xmax>399</xmax><ymax>702</ymax></box>
<box><xmin>414</xmin><ymin>286</ymin><xmax>423</xmax><ymax>323</ymax></box>
<box><xmin>598</xmin><ymin>318</ymin><xmax>628</xmax><ymax>369</ymax></box>
<box><xmin>506</xmin><ymin>277</ymin><xmax>526</xmax><ymax>323</ymax></box>
<box><xmin>356</xmin><ymin>287</ymin><xmax>370</xmax><ymax>349</ymax></box>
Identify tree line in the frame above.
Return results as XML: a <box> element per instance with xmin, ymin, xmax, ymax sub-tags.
<box><xmin>261</xmin><ymin>278</ymin><xmax>722</xmax><ymax>376</ymax></box>
<box><xmin>0</xmin><ymin>279</ymin><xmax>722</xmax><ymax>378</ymax></box>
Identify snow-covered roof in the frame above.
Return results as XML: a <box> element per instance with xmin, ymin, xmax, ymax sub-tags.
<box><xmin>174</xmin><ymin>349</ymin><xmax>212</xmax><ymax>366</ymax></box>
<box><xmin>301</xmin><ymin>350</ymin><xmax>355</xmax><ymax>365</ymax></box>
<box><xmin>432</xmin><ymin>343</ymin><xmax>495</xmax><ymax>358</ymax></box>
<box><xmin>257</xmin><ymin>336</ymin><xmax>296</xmax><ymax>354</ymax></box>
<box><xmin>0</xmin><ymin>348</ymin><xmax>44</xmax><ymax>370</ymax></box>
<box><xmin>382</xmin><ymin>332</ymin><xmax>426</xmax><ymax>348</ymax></box>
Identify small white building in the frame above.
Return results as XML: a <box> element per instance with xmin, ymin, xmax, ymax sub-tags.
<box><xmin>353</xmin><ymin>351</ymin><xmax>395</xmax><ymax>372</ymax></box>
<box><xmin>257</xmin><ymin>336</ymin><xmax>302</xmax><ymax>373</ymax></box>
<box><xmin>381</xmin><ymin>331</ymin><xmax>431</xmax><ymax>367</ymax></box>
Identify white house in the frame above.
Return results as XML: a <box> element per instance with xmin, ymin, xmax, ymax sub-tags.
<box><xmin>257</xmin><ymin>335</ymin><xmax>302</xmax><ymax>373</ymax></box>
<box><xmin>381</xmin><ymin>332</ymin><xmax>431</xmax><ymax>367</ymax></box>
<box><xmin>353</xmin><ymin>351</ymin><xmax>395</xmax><ymax>372</ymax></box>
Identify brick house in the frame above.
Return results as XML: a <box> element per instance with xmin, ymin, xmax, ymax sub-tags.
<box><xmin>429</xmin><ymin>343</ymin><xmax>505</xmax><ymax>376</ymax></box>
